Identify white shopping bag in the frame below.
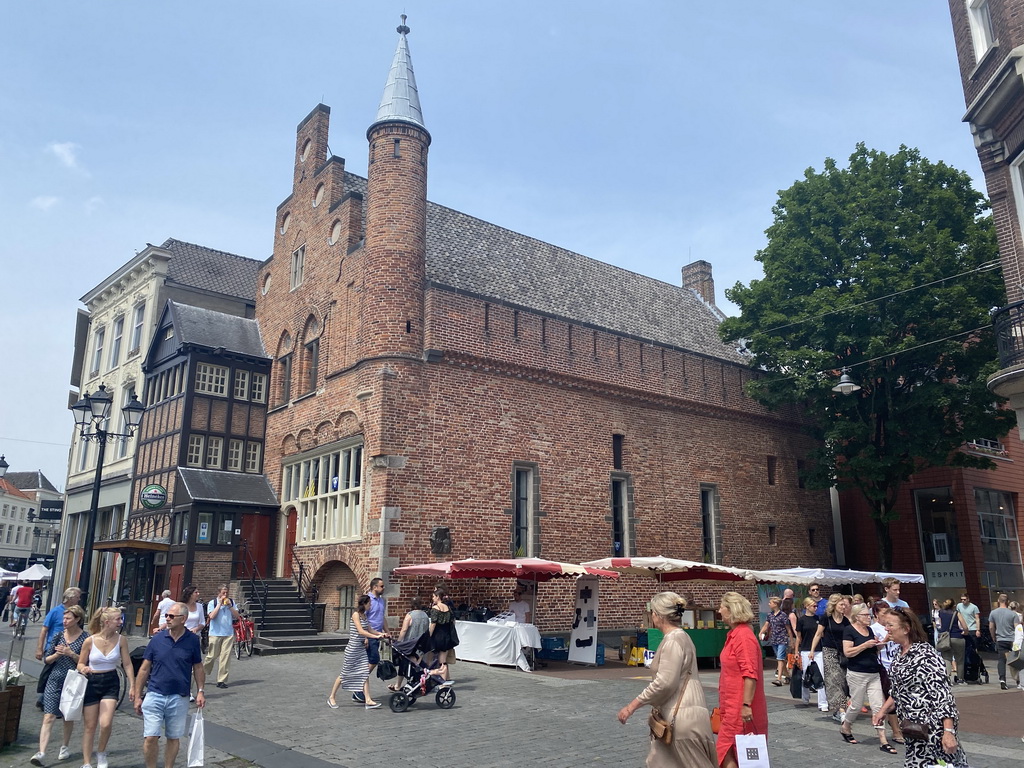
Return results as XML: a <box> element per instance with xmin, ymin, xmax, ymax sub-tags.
<box><xmin>735</xmin><ymin>733</ymin><xmax>770</xmax><ymax>768</ymax></box>
<box><xmin>187</xmin><ymin>710</ymin><xmax>205</xmax><ymax>767</ymax></box>
<box><xmin>643</xmin><ymin>649</ymin><xmax>656</xmax><ymax>668</ymax></box>
<box><xmin>59</xmin><ymin>671</ymin><xmax>87</xmax><ymax>721</ymax></box>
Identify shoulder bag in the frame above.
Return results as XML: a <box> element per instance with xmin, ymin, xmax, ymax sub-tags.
<box><xmin>36</xmin><ymin>631</ymin><xmax>65</xmax><ymax>694</ymax></box>
<box><xmin>648</xmin><ymin>633</ymin><xmax>690</xmax><ymax>744</ymax></box>
<box><xmin>899</xmin><ymin>719</ymin><xmax>930</xmax><ymax>741</ymax></box>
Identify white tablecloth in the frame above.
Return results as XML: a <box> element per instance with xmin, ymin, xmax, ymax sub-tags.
<box><xmin>455</xmin><ymin>620</ymin><xmax>542</xmax><ymax>671</ymax></box>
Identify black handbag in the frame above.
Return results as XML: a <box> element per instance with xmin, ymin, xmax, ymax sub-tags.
<box><xmin>899</xmin><ymin>719</ymin><xmax>931</xmax><ymax>741</ymax></box>
<box><xmin>375</xmin><ymin>659</ymin><xmax>398</xmax><ymax>680</ymax></box>
<box><xmin>36</xmin><ymin>662</ymin><xmax>55</xmax><ymax>694</ymax></box>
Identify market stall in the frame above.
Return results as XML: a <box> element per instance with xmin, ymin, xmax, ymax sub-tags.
<box><xmin>392</xmin><ymin>557</ymin><xmax>618</xmax><ymax>670</ymax></box>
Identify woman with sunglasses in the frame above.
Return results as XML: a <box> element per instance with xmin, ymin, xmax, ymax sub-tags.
<box><xmin>808</xmin><ymin>593</ymin><xmax>852</xmax><ymax>722</ymax></box>
<box><xmin>873</xmin><ymin>607</ymin><xmax>969</xmax><ymax>768</ymax></box>
<box><xmin>840</xmin><ymin>603</ymin><xmax>895</xmax><ymax>753</ymax></box>
<box><xmin>77</xmin><ymin>607</ymin><xmax>136</xmax><ymax>768</ymax></box>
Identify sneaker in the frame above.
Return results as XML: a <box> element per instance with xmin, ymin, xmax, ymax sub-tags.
<box><xmin>30</xmin><ymin>753</ymin><xmax>45</xmax><ymax>767</ymax></box>
<box><xmin>1001</xmin><ymin>681</ymin><xmax>1008</xmax><ymax>690</ymax></box>
<box><xmin>189</xmin><ymin>695</ymin><xmax>195</xmax><ymax>703</ymax></box>
<box><xmin>96</xmin><ymin>753</ymin><xmax>108</xmax><ymax>768</ymax></box>
<box><xmin>215</xmin><ymin>682</ymin><xmax>228</xmax><ymax>689</ymax></box>
<box><xmin>351</xmin><ymin>692</ymin><xmax>365</xmax><ymax>703</ymax></box>
<box><xmin>831</xmin><ymin>711</ymin><xmax>845</xmax><ymax>723</ymax></box>
<box><xmin>58</xmin><ymin>746</ymin><xmax>71</xmax><ymax>760</ymax></box>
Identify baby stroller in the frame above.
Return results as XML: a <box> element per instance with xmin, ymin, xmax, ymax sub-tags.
<box><xmin>962</xmin><ymin>641</ymin><xmax>990</xmax><ymax>684</ymax></box>
<box><xmin>385</xmin><ymin>635</ymin><xmax>456</xmax><ymax>713</ymax></box>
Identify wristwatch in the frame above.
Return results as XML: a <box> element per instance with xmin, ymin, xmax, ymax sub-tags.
<box><xmin>943</xmin><ymin>727</ymin><xmax>955</xmax><ymax>734</ymax></box>
<box><xmin>197</xmin><ymin>689</ymin><xmax>204</xmax><ymax>694</ymax></box>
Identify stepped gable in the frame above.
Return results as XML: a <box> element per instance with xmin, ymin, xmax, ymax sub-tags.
<box><xmin>162</xmin><ymin>237</ymin><xmax>262</xmax><ymax>299</ymax></box>
<box><xmin>338</xmin><ymin>170</ymin><xmax>742</xmax><ymax>363</ymax></box>
<box><xmin>169</xmin><ymin>302</ymin><xmax>268</xmax><ymax>359</ymax></box>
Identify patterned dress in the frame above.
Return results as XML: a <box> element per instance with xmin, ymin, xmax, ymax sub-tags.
<box><xmin>43</xmin><ymin>630</ymin><xmax>89</xmax><ymax>715</ymax></box>
<box><xmin>888</xmin><ymin>642</ymin><xmax>969</xmax><ymax>768</ymax></box>
<box><xmin>340</xmin><ymin>614</ymin><xmax>371</xmax><ymax>692</ymax></box>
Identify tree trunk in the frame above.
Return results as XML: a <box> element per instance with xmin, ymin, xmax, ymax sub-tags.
<box><xmin>872</xmin><ymin>514</ymin><xmax>892</xmax><ymax>571</ymax></box>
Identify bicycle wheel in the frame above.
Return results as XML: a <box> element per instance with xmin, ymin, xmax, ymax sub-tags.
<box><xmin>115</xmin><ymin>666</ymin><xmax>128</xmax><ymax>711</ymax></box>
<box><xmin>30</xmin><ymin>607</ymin><xmax>41</xmax><ymax>623</ymax></box>
<box><xmin>234</xmin><ymin>634</ymin><xmax>242</xmax><ymax>660</ymax></box>
<box><xmin>244</xmin><ymin>624</ymin><xmax>254</xmax><ymax>657</ymax></box>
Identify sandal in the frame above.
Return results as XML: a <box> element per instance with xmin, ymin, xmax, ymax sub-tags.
<box><xmin>841</xmin><ymin>731</ymin><xmax>858</xmax><ymax>744</ymax></box>
<box><xmin>879</xmin><ymin>744</ymin><xmax>897</xmax><ymax>754</ymax></box>
<box><xmin>891</xmin><ymin>738</ymin><xmax>905</xmax><ymax>744</ymax></box>
<box><xmin>387</xmin><ymin>684</ymin><xmax>401</xmax><ymax>692</ymax></box>
<box><xmin>771</xmin><ymin>679</ymin><xmax>783</xmax><ymax>686</ymax></box>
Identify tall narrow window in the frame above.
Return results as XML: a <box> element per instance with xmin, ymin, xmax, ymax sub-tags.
<box><xmin>278</xmin><ymin>355</ymin><xmax>293</xmax><ymax>404</ymax></box>
<box><xmin>304</xmin><ymin>337</ymin><xmax>319</xmax><ymax>393</ymax></box>
<box><xmin>117</xmin><ymin>387</ymin><xmax>133</xmax><ymax>459</ymax></box>
<box><xmin>234</xmin><ymin>370</ymin><xmax>250</xmax><ymax>400</ymax></box>
<box><xmin>251</xmin><ymin>373</ymin><xmax>267</xmax><ymax>404</ymax></box>
<box><xmin>796</xmin><ymin>459</ymin><xmax>807</xmax><ymax>489</ymax></box>
<box><xmin>129</xmin><ymin>302</ymin><xmax>146</xmax><ymax>353</ymax></box>
<box><xmin>512</xmin><ymin>465</ymin><xmax>537</xmax><ymax>557</ymax></box>
<box><xmin>611</xmin><ymin>476</ymin><xmax>630</xmax><ymax>557</ymax></box>
<box><xmin>290</xmin><ymin>245</ymin><xmax>306</xmax><ymax>290</ymax></box>
<box><xmin>245</xmin><ymin>442</ymin><xmax>262</xmax><ymax>473</ymax></box>
<box><xmin>967</xmin><ymin>0</ymin><xmax>995</xmax><ymax>61</ymax></box>
<box><xmin>206</xmin><ymin>437</ymin><xmax>223</xmax><ymax>469</ymax></box>
<box><xmin>612</xmin><ymin>434</ymin><xmax>624</xmax><ymax>470</ymax></box>
<box><xmin>186</xmin><ymin>436</ymin><xmax>204</xmax><ymax>467</ymax></box>
<box><xmin>227</xmin><ymin>439</ymin><xmax>243</xmax><ymax>471</ymax></box>
<box><xmin>700</xmin><ymin>484</ymin><xmax>721</xmax><ymax>564</ymax></box>
<box><xmin>109</xmin><ymin>317</ymin><xmax>124</xmax><ymax>369</ymax></box>
<box><xmin>91</xmin><ymin>327</ymin><xmax>105</xmax><ymax>375</ymax></box>
<box><xmin>767</xmin><ymin>456</ymin><xmax>777</xmax><ymax>485</ymax></box>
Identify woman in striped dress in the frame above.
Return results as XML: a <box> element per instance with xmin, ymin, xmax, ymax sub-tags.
<box><xmin>328</xmin><ymin>594</ymin><xmax>386</xmax><ymax>710</ymax></box>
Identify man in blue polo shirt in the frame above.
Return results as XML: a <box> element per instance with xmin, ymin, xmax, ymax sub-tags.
<box><xmin>810</xmin><ymin>584</ymin><xmax>827</xmax><ymax>616</ymax></box>
<box><xmin>133</xmin><ymin>602</ymin><xmax>205</xmax><ymax>768</ymax></box>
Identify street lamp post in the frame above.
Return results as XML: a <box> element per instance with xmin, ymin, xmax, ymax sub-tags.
<box><xmin>71</xmin><ymin>384</ymin><xmax>144</xmax><ymax>611</ymax></box>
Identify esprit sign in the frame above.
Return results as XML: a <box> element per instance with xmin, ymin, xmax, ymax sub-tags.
<box><xmin>139</xmin><ymin>484</ymin><xmax>168</xmax><ymax>510</ymax></box>
<box><xmin>926</xmin><ymin>562</ymin><xmax>965</xmax><ymax>588</ymax></box>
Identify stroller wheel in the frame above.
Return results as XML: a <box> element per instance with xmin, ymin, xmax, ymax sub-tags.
<box><xmin>389</xmin><ymin>692</ymin><xmax>411</xmax><ymax>713</ymax></box>
<box><xmin>435</xmin><ymin>686</ymin><xmax>456</xmax><ymax>709</ymax></box>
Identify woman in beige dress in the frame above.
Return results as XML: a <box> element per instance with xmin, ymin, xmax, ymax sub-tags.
<box><xmin>618</xmin><ymin>592</ymin><xmax>717</xmax><ymax>767</ymax></box>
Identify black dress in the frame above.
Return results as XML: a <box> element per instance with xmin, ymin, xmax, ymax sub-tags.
<box><xmin>428</xmin><ymin>607</ymin><xmax>459</xmax><ymax>652</ymax></box>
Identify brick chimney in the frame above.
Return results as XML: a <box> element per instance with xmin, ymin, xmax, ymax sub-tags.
<box><xmin>682</xmin><ymin>260</ymin><xmax>715</xmax><ymax>306</ymax></box>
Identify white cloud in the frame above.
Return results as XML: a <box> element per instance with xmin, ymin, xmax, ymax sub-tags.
<box><xmin>47</xmin><ymin>141</ymin><xmax>87</xmax><ymax>174</ymax></box>
<box><xmin>30</xmin><ymin>196</ymin><xmax>59</xmax><ymax>211</ymax></box>
<box><xmin>84</xmin><ymin>196</ymin><xmax>104</xmax><ymax>214</ymax></box>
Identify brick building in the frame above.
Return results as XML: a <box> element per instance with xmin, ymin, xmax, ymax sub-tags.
<box><xmin>942</xmin><ymin>0</ymin><xmax>1024</xmax><ymax>610</ymax></box>
<box><xmin>256</xmin><ymin>21</ymin><xmax>834</xmax><ymax>631</ymax></box>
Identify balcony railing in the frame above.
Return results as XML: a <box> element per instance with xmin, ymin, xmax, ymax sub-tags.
<box><xmin>97</xmin><ymin>510</ymin><xmax>173</xmax><ymax>545</ymax></box>
<box><xmin>993</xmin><ymin>300</ymin><xmax>1024</xmax><ymax>368</ymax></box>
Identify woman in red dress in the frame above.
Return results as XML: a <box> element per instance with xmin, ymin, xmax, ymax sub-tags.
<box><xmin>716</xmin><ymin>591</ymin><xmax>768</xmax><ymax>768</ymax></box>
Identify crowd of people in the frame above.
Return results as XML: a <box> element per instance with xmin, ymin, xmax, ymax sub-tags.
<box><xmin>618</xmin><ymin>579</ymin><xmax>1024</xmax><ymax>768</ymax></box>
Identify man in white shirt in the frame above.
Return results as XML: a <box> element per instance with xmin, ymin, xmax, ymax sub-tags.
<box><xmin>151</xmin><ymin>590</ymin><xmax>176</xmax><ymax>635</ymax></box>
<box><xmin>508</xmin><ymin>588</ymin><xmax>532</xmax><ymax>624</ymax></box>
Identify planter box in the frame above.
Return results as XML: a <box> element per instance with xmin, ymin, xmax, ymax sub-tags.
<box><xmin>0</xmin><ymin>684</ymin><xmax>24</xmax><ymax>746</ymax></box>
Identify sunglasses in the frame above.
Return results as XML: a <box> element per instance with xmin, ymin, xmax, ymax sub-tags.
<box><xmin>164</xmin><ymin>613</ymin><xmax>182</xmax><ymax>619</ymax></box>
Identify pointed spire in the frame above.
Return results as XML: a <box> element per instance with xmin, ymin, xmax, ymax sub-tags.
<box><xmin>369</xmin><ymin>15</ymin><xmax>426</xmax><ymax>133</ymax></box>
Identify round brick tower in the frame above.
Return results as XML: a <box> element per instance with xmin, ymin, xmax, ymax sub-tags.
<box><xmin>361</xmin><ymin>16</ymin><xmax>431</xmax><ymax>362</ymax></box>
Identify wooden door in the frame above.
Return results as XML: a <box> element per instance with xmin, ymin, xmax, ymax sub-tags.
<box><xmin>237</xmin><ymin>514</ymin><xmax>272</xmax><ymax>579</ymax></box>
<box><xmin>283</xmin><ymin>511</ymin><xmax>297</xmax><ymax>578</ymax></box>
<box><xmin>169</xmin><ymin>565</ymin><xmax>184</xmax><ymax>602</ymax></box>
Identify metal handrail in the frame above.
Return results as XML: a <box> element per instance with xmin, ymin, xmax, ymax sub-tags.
<box><xmin>993</xmin><ymin>300</ymin><xmax>1024</xmax><ymax>369</ymax></box>
<box><xmin>290</xmin><ymin>544</ymin><xmax>319</xmax><ymax>621</ymax></box>
<box><xmin>239</xmin><ymin>539</ymin><xmax>268</xmax><ymax>630</ymax></box>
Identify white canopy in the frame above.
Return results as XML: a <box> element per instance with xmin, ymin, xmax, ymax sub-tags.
<box><xmin>0</xmin><ymin>569</ymin><xmax>19</xmax><ymax>581</ymax></box>
<box><xmin>747</xmin><ymin>567</ymin><xmax>925</xmax><ymax>586</ymax></box>
<box><xmin>580</xmin><ymin>557</ymin><xmax>751</xmax><ymax>582</ymax></box>
<box><xmin>17</xmin><ymin>564</ymin><xmax>52</xmax><ymax>581</ymax></box>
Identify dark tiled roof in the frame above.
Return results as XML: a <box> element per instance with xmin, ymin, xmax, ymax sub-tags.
<box><xmin>170</xmin><ymin>302</ymin><xmax>268</xmax><ymax>360</ymax></box>
<box><xmin>4</xmin><ymin>471</ymin><xmax>59</xmax><ymax>494</ymax></box>
<box><xmin>177</xmin><ymin>468</ymin><xmax>278</xmax><ymax>507</ymax></box>
<box><xmin>162</xmin><ymin>238</ymin><xmax>261</xmax><ymax>300</ymax></box>
<box><xmin>341</xmin><ymin>173</ymin><xmax>741</xmax><ymax>362</ymax></box>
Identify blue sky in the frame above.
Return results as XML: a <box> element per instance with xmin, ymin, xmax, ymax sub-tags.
<box><xmin>0</xmin><ymin>1</ymin><xmax>981</xmax><ymax>487</ymax></box>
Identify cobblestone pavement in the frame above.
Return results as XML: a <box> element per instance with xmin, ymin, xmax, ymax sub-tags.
<box><xmin>3</xmin><ymin>626</ymin><xmax>1022</xmax><ymax>767</ymax></box>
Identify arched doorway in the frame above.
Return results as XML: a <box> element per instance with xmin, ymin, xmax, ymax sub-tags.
<box><xmin>312</xmin><ymin>560</ymin><xmax>359</xmax><ymax>632</ymax></box>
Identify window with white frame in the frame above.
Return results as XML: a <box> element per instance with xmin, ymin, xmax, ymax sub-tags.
<box><xmin>117</xmin><ymin>387</ymin><xmax>133</xmax><ymax>459</ymax></box>
<box><xmin>251</xmin><ymin>373</ymin><xmax>267</xmax><ymax>404</ymax></box>
<box><xmin>975</xmin><ymin>488</ymin><xmax>1023</xmax><ymax>592</ymax></box>
<box><xmin>91</xmin><ymin>327</ymin><xmax>105</xmax><ymax>374</ymax></box>
<box><xmin>245</xmin><ymin>442</ymin><xmax>262</xmax><ymax>473</ymax></box>
<box><xmin>290</xmin><ymin>245</ymin><xmax>306</xmax><ymax>290</ymax></box>
<box><xmin>611</xmin><ymin>474</ymin><xmax>633</xmax><ymax>557</ymax></box>
<box><xmin>282</xmin><ymin>443</ymin><xmax>363</xmax><ymax>543</ymax></box>
<box><xmin>195</xmin><ymin>363</ymin><xmax>228</xmax><ymax>396</ymax></box>
<box><xmin>129</xmin><ymin>302</ymin><xmax>146</xmax><ymax>354</ymax></box>
<box><xmin>700</xmin><ymin>484</ymin><xmax>722</xmax><ymax>564</ymax></box>
<box><xmin>234</xmin><ymin>370</ymin><xmax>250</xmax><ymax>400</ymax></box>
<box><xmin>227</xmin><ymin>439</ymin><xmax>243</xmax><ymax>471</ymax></box>
<box><xmin>967</xmin><ymin>0</ymin><xmax>995</xmax><ymax>61</ymax></box>
<box><xmin>78</xmin><ymin>438</ymin><xmax>90</xmax><ymax>472</ymax></box>
<box><xmin>109</xmin><ymin>316</ymin><xmax>124</xmax><ymax>370</ymax></box>
<box><xmin>206</xmin><ymin>437</ymin><xmax>223</xmax><ymax>469</ymax></box>
<box><xmin>512</xmin><ymin>464</ymin><xmax>539</xmax><ymax>557</ymax></box>
<box><xmin>186</xmin><ymin>435</ymin><xmax>204</xmax><ymax>467</ymax></box>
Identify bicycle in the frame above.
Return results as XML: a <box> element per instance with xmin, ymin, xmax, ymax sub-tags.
<box><xmin>29</xmin><ymin>604</ymin><xmax>42</xmax><ymax>623</ymax></box>
<box><xmin>13</xmin><ymin>608</ymin><xmax>31</xmax><ymax>638</ymax></box>
<box><xmin>233</xmin><ymin>608</ymin><xmax>255</xmax><ymax>659</ymax></box>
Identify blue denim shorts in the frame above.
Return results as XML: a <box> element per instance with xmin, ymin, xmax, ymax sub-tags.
<box><xmin>773</xmin><ymin>643</ymin><xmax>788</xmax><ymax>661</ymax></box>
<box><xmin>141</xmin><ymin>691</ymin><xmax>190</xmax><ymax>739</ymax></box>
<box><xmin>367</xmin><ymin>638</ymin><xmax>381</xmax><ymax>666</ymax></box>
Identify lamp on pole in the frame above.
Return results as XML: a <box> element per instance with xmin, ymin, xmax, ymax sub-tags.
<box><xmin>0</xmin><ymin>454</ymin><xmax>9</xmax><ymax>478</ymax></box>
<box><xmin>71</xmin><ymin>384</ymin><xmax>144</xmax><ymax>611</ymax></box>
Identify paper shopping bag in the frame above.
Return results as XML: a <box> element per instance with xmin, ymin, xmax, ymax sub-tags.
<box><xmin>735</xmin><ymin>733</ymin><xmax>770</xmax><ymax>768</ymax></box>
<box><xmin>59</xmin><ymin>670</ymin><xmax>87</xmax><ymax>721</ymax></box>
<box><xmin>187</xmin><ymin>710</ymin><xmax>205</xmax><ymax>767</ymax></box>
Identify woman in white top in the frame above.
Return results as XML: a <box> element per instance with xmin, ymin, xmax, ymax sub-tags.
<box><xmin>77</xmin><ymin>607</ymin><xmax>135</xmax><ymax>768</ymax></box>
<box><xmin>181</xmin><ymin>585</ymin><xmax>206</xmax><ymax>634</ymax></box>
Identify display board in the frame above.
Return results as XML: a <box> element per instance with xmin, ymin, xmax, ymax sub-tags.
<box><xmin>567</xmin><ymin>576</ymin><xmax>600</xmax><ymax>665</ymax></box>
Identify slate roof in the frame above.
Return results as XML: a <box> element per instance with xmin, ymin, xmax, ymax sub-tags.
<box><xmin>4</xmin><ymin>471</ymin><xmax>59</xmax><ymax>494</ymax></box>
<box><xmin>169</xmin><ymin>302</ymin><xmax>268</xmax><ymax>360</ymax></box>
<box><xmin>370</xmin><ymin>21</ymin><xmax>426</xmax><ymax>133</ymax></box>
<box><xmin>177</xmin><ymin>468</ymin><xmax>278</xmax><ymax>507</ymax></box>
<box><xmin>162</xmin><ymin>238</ymin><xmax>262</xmax><ymax>300</ymax></box>
<box><xmin>341</xmin><ymin>172</ymin><xmax>742</xmax><ymax>363</ymax></box>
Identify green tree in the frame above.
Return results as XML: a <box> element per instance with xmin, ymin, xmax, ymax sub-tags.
<box><xmin>720</xmin><ymin>144</ymin><xmax>1013</xmax><ymax>569</ymax></box>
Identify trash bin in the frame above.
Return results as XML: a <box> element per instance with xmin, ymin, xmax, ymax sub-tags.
<box><xmin>312</xmin><ymin>603</ymin><xmax>327</xmax><ymax>632</ymax></box>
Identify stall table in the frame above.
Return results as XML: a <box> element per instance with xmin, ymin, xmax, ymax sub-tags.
<box><xmin>454</xmin><ymin>620</ymin><xmax>542</xmax><ymax>671</ymax></box>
